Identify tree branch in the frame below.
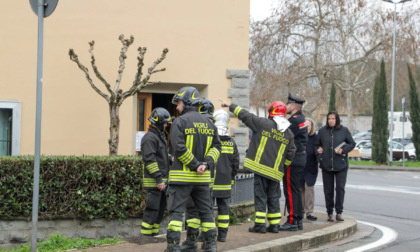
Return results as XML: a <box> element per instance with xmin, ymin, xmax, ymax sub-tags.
<box><xmin>88</xmin><ymin>41</ymin><xmax>114</xmax><ymax>96</ymax></box>
<box><xmin>68</xmin><ymin>49</ymin><xmax>110</xmax><ymax>102</ymax></box>
<box><xmin>114</xmin><ymin>34</ymin><xmax>135</xmax><ymax>94</ymax></box>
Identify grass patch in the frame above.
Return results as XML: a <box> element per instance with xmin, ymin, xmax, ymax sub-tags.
<box><xmin>0</xmin><ymin>233</ymin><xmax>123</xmax><ymax>252</ymax></box>
<box><xmin>349</xmin><ymin>160</ymin><xmax>420</xmax><ymax>167</ymax></box>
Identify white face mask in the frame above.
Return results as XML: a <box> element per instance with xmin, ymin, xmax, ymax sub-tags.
<box><xmin>217</xmin><ymin>126</ymin><xmax>230</xmax><ymax>136</ymax></box>
<box><xmin>272</xmin><ymin>116</ymin><xmax>291</xmax><ymax>132</ymax></box>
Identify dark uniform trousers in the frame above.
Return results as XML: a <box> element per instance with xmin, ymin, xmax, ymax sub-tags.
<box><xmin>214</xmin><ymin>197</ymin><xmax>230</xmax><ymax>236</ymax></box>
<box><xmin>141</xmin><ymin>189</ymin><xmax>167</xmax><ymax>236</ymax></box>
<box><xmin>322</xmin><ymin>168</ymin><xmax>348</xmax><ymax>215</ymax></box>
<box><xmin>283</xmin><ymin>165</ymin><xmax>304</xmax><ymax>223</ymax></box>
<box><xmin>167</xmin><ymin>184</ymin><xmax>216</xmax><ymax>243</ymax></box>
<box><xmin>254</xmin><ymin>174</ymin><xmax>282</xmax><ymax>226</ymax></box>
<box><xmin>184</xmin><ymin>189</ymin><xmax>214</xmax><ymax>237</ymax></box>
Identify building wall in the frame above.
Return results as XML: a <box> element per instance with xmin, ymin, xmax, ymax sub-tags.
<box><xmin>0</xmin><ymin>0</ymin><xmax>250</xmax><ymax>155</ymax></box>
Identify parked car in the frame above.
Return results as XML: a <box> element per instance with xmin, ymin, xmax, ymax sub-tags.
<box><xmin>391</xmin><ymin>137</ymin><xmax>412</xmax><ymax>146</ymax></box>
<box><xmin>353</xmin><ymin>130</ymin><xmax>372</xmax><ymax>143</ymax></box>
<box><xmin>392</xmin><ymin>142</ymin><xmax>416</xmax><ymax>160</ymax></box>
<box><xmin>358</xmin><ymin>141</ymin><xmax>372</xmax><ymax>160</ymax></box>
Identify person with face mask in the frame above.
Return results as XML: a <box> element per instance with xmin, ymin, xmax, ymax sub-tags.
<box><xmin>220</xmin><ymin>100</ymin><xmax>296</xmax><ymax>234</ymax></box>
<box><xmin>140</xmin><ymin>107</ymin><xmax>172</xmax><ymax>237</ymax></box>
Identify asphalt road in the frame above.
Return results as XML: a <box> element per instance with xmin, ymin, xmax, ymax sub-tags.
<box><xmin>285</xmin><ymin>169</ymin><xmax>420</xmax><ymax>251</ymax></box>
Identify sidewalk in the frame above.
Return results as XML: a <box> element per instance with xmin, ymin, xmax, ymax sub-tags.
<box><xmin>73</xmin><ymin>211</ymin><xmax>357</xmax><ymax>252</ymax></box>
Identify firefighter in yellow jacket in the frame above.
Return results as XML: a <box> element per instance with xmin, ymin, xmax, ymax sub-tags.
<box><xmin>221</xmin><ymin>100</ymin><xmax>296</xmax><ymax>233</ymax></box>
<box><xmin>166</xmin><ymin>87</ymin><xmax>221</xmax><ymax>252</ymax></box>
<box><xmin>140</xmin><ymin>107</ymin><xmax>172</xmax><ymax>236</ymax></box>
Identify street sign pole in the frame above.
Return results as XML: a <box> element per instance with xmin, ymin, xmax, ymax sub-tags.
<box><xmin>402</xmin><ymin>98</ymin><xmax>406</xmax><ymax>167</ymax></box>
<box><xmin>29</xmin><ymin>1</ymin><xmax>58</xmax><ymax>251</ymax></box>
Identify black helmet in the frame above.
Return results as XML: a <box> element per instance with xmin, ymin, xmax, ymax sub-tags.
<box><xmin>172</xmin><ymin>86</ymin><xmax>201</xmax><ymax>106</ymax></box>
<box><xmin>148</xmin><ymin>107</ymin><xmax>172</xmax><ymax>128</ymax></box>
<box><xmin>198</xmin><ymin>98</ymin><xmax>214</xmax><ymax>117</ymax></box>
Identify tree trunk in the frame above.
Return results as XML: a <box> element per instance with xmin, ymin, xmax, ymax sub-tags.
<box><xmin>108</xmin><ymin>103</ymin><xmax>120</xmax><ymax>156</ymax></box>
<box><xmin>346</xmin><ymin>91</ymin><xmax>354</xmax><ymax>135</ymax></box>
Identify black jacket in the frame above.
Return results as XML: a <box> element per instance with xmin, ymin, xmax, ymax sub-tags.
<box><xmin>141</xmin><ymin>125</ymin><xmax>170</xmax><ymax>189</ymax></box>
<box><xmin>230</xmin><ymin>104</ymin><xmax>296</xmax><ymax>182</ymax></box>
<box><xmin>300</xmin><ymin>133</ymin><xmax>318</xmax><ymax>187</ymax></box>
<box><xmin>212</xmin><ymin>135</ymin><xmax>240</xmax><ymax>198</ymax></box>
<box><xmin>169</xmin><ymin>109</ymin><xmax>221</xmax><ymax>185</ymax></box>
<box><xmin>315</xmin><ymin>125</ymin><xmax>356</xmax><ymax>171</ymax></box>
<box><xmin>288</xmin><ymin>110</ymin><xmax>308</xmax><ymax>167</ymax></box>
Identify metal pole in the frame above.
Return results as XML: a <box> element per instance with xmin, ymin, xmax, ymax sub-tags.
<box><xmin>31</xmin><ymin>0</ymin><xmax>45</xmax><ymax>251</ymax></box>
<box><xmin>402</xmin><ymin>98</ymin><xmax>405</xmax><ymax>167</ymax></box>
<box><xmin>389</xmin><ymin>2</ymin><xmax>397</xmax><ymax>166</ymax></box>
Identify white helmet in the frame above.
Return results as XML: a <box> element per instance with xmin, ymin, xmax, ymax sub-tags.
<box><xmin>213</xmin><ymin>109</ymin><xmax>230</xmax><ymax>136</ymax></box>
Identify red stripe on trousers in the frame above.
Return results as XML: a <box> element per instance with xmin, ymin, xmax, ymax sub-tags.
<box><xmin>286</xmin><ymin>165</ymin><xmax>294</xmax><ymax>223</ymax></box>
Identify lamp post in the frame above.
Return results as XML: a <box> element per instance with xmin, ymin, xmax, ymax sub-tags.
<box><xmin>382</xmin><ymin>0</ymin><xmax>411</xmax><ymax>166</ymax></box>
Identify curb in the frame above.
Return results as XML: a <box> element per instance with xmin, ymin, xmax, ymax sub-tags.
<box><xmin>225</xmin><ymin>215</ymin><xmax>357</xmax><ymax>252</ymax></box>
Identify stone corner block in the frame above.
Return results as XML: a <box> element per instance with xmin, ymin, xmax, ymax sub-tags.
<box><xmin>226</xmin><ymin>69</ymin><xmax>250</xmax><ymax>79</ymax></box>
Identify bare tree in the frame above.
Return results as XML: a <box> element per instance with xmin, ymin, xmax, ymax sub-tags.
<box><xmin>250</xmin><ymin>0</ymin><xmax>388</xmax><ymax>127</ymax></box>
<box><xmin>69</xmin><ymin>35</ymin><xmax>168</xmax><ymax>156</ymax></box>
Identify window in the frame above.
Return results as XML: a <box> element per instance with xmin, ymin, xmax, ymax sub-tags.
<box><xmin>0</xmin><ymin>101</ymin><xmax>21</xmax><ymax>156</ymax></box>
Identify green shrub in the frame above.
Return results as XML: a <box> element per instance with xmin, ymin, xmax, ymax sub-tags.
<box><xmin>0</xmin><ymin>156</ymin><xmax>144</xmax><ymax>220</ymax></box>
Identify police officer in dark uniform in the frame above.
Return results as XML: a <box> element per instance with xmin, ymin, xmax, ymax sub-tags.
<box><xmin>166</xmin><ymin>87</ymin><xmax>221</xmax><ymax>252</ymax></box>
<box><xmin>140</xmin><ymin>107</ymin><xmax>172</xmax><ymax>236</ymax></box>
<box><xmin>221</xmin><ymin>100</ymin><xmax>296</xmax><ymax>234</ymax></box>
<box><xmin>279</xmin><ymin>93</ymin><xmax>308</xmax><ymax>231</ymax></box>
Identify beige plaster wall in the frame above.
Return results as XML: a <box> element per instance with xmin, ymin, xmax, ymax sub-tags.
<box><xmin>0</xmin><ymin>0</ymin><xmax>249</xmax><ymax>155</ymax></box>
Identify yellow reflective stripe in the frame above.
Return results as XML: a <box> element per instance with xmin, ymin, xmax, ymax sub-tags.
<box><xmin>284</xmin><ymin>159</ymin><xmax>291</xmax><ymax>166</ymax></box>
<box><xmin>213</xmin><ymin>184</ymin><xmax>231</xmax><ymax>190</ymax></box>
<box><xmin>256</xmin><ymin>212</ymin><xmax>266</xmax><ymax>217</ymax></box>
<box><xmin>152</xmin><ymin>228</ymin><xmax>159</xmax><ymax>233</ymax></box>
<box><xmin>269</xmin><ymin>219</ymin><xmax>281</xmax><ymax>225</ymax></box>
<box><xmin>267</xmin><ymin>213</ymin><xmax>281</xmax><ymax>218</ymax></box>
<box><xmin>255</xmin><ymin>218</ymin><xmax>265</xmax><ymax>223</ymax></box>
<box><xmin>244</xmin><ymin>158</ymin><xmax>284</xmax><ymax>181</ymax></box>
<box><xmin>221</xmin><ymin>146</ymin><xmax>234</xmax><ymax>154</ymax></box>
<box><xmin>142</xmin><ymin>178</ymin><xmax>167</xmax><ymax>188</ymax></box>
<box><xmin>255</xmin><ymin>136</ymin><xmax>267</xmax><ymax>163</ymax></box>
<box><xmin>169</xmin><ymin>170</ymin><xmax>211</xmax><ymax>183</ymax></box>
<box><xmin>274</xmin><ymin>144</ymin><xmax>286</xmax><ymax>171</ymax></box>
<box><xmin>206</xmin><ymin>148</ymin><xmax>220</xmax><ymax>162</ymax></box>
<box><xmin>141</xmin><ymin>229</ymin><xmax>153</xmax><ymax>234</ymax></box>
<box><xmin>231</xmin><ymin>180</ymin><xmax>234</xmax><ymax>185</ymax></box>
<box><xmin>201</xmin><ymin>222</ymin><xmax>216</xmax><ymax>232</ymax></box>
<box><xmin>233</xmin><ymin>106</ymin><xmax>243</xmax><ymax>117</ymax></box>
<box><xmin>168</xmin><ymin>220</ymin><xmax>183</xmax><ymax>232</ymax></box>
<box><xmin>179</xmin><ymin>150</ymin><xmax>193</xmax><ymax>164</ymax></box>
<box><xmin>153</xmin><ymin>223</ymin><xmax>160</xmax><ymax>228</ymax></box>
<box><xmin>218</xmin><ymin>222</ymin><xmax>229</xmax><ymax>228</ymax></box>
<box><xmin>205</xmin><ymin>136</ymin><xmax>213</xmax><ymax>156</ymax></box>
<box><xmin>145</xmin><ymin>162</ymin><xmax>159</xmax><ymax>173</ymax></box>
<box><xmin>141</xmin><ymin>222</ymin><xmax>153</xmax><ymax>228</ymax></box>
<box><xmin>218</xmin><ymin>215</ymin><xmax>229</xmax><ymax>220</ymax></box>
<box><xmin>186</xmin><ymin>218</ymin><xmax>201</xmax><ymax>229</ymax></box>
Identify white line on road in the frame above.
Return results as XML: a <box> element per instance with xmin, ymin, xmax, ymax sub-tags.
<box><xmin>315</xmin><ymin>182</ymin><xmax>420</xmax><ymax>196</ymax></box>
<box><xmin>345</xmin><ymin>221</ymin><xmax>398</xmax><ymax>252</ymax></box>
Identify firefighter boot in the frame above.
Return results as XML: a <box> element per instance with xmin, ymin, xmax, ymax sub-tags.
<box><xmin>180</xmin><ymin>227</ymin><xmax>198</xmax><ymax>252</ymax></box>
<box><xmin>202</xmin><ymin>232</ymin><xmax>217</xmax><ymax>252</ymax></box>
<box><xmin>217</xmin><ymin>227</ymin><xmax>228</xmax><ymax>242</ymax></box>
<box><xmin>248</xmin><ymin>223</ymin><xmax>266</xmax><ymax>233</ymax></box>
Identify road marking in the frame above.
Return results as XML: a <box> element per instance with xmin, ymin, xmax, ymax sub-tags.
<box><xmin>315</xmin><ymin>183</ymin><xmax>420</xmax><ymax>196</ymax></box>
<box><xmin>345</xmin><ymin>221</ymin><xmax>398</xmax><ymax>252</ymax></box>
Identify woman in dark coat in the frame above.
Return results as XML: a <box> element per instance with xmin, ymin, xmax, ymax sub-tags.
<box><xmin>315</xmin><ymin>111</ymin><xmax>355</xmax><ymax>222</ymax></box>
<box><xmin>300</xmin><ymin>118</ymin><xmax>318</xmax><ymax>221</ymax></box>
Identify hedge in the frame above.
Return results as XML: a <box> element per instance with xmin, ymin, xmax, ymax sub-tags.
<box><xmin>0</xmin><ymin>156</ymin><xmax>144</xmax><ymax>220</ymax></box>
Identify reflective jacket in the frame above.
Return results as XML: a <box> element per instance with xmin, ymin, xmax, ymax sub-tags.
<box><xmin>288</xmin><ymin>110</ymin><xmax>308</xmax><ymax>167</ymax></box>
<box><xmin>213</xmin><ymin>136</ymin><xmax>240</xmax><ymax>198</ymax></box>
<box><xmin>141</xmin><ymin>125</ymin><xmax>170</xmax><ymax>189</ymax></box>
<box><xmin>230</xmin><ymin>104</ymin><xmax>296</xmax><ymax>182</ymax></box>
<box><xmin>169</xmin><ymin>108</ymin><xmax>222</xmax><ymax>185</ymax></box>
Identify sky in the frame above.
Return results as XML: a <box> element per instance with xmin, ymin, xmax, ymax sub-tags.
<box><xmin>250</xmin><ymin>0</ymin><xmax>277</xmax><ymax>21</ymax></box>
